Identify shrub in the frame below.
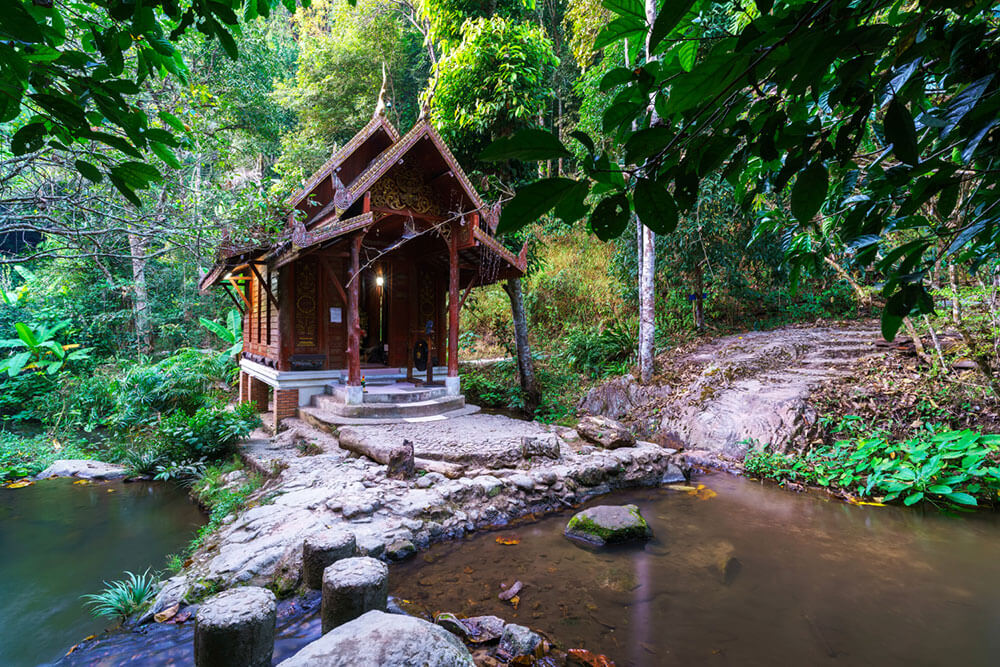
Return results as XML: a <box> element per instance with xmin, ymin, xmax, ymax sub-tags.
<box><xmin>561</xmin><ymin>320</ymin><xmax>636</xmax><ymax>379</ymax></box>
<box><xmin>745</xmin><ymin>428</ymin><xmax>1000</xmax><ymax>511</ymax></box>
<box><xmin>0</xmin><ymin>432</ymin><xmax>89</xmax><ymax>482</ymax></box>
<box><xmin>82</xmin><ymin>569</ymin><xmax>158</xmax><ymax>621</ymax></box>
<box><xmin>155</xmin><ymin>401</ymin><xmax>260</xmax><ymax>462</ymax></box>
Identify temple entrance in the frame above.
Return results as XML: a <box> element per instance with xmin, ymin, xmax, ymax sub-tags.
<box><xmin>360</xmin><ymin>263</ymin><xmax>390</xmax><ymax>366</ymax></box>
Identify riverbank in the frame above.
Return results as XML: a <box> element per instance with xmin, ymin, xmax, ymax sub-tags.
<box><xmin>144</xmin><ymin>413</ymin><xmax>688</xmax><ymax>619</ymax></box>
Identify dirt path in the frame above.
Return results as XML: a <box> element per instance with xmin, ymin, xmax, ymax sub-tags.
<box><xmin>579</xmin><ymin>323</ymin><xmax>886</xmax><ymax>463</ymax></box>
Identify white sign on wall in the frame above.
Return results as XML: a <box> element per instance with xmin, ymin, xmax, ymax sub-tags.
<box><xmin>330</xmin><ymin>307</ymin><xmax>342</xmax><ymax>323</ymax></box>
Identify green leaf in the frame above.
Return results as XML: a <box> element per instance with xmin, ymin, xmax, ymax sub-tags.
<box><xmin>14</xmin><ymin>323</ymin><xmax>37</xmax><ymax>348</ymax></box>
<box><xmin>498</xmin><ymin>178</ymin><xmax>582</xmax><ymax>234</ymax></box>
<box><xmin>600</xmin><ymin>67</ymin><xmax>634</xmax><ymax>92</ymax></box>
<box><xmin>884</xmin><ymin>98</ymin><xmax>919</xmax><ymax>165</ymax></box>
<box><xmin>479</xmin><ymin>129</ymin><xmax>572</xmax><ymax>162</ymax></box>
<box><xmin>927</xmin><ymin>485</ymin><xmax>952</xmax><ymax>494</ymax></box>
<box><xmin>649</xmin><ymin>0</ymin><xmax>697</xmax><ymax>53</ymax></box>
<box><xmin>5</xmin><ymin>352</ymin><xmax>32</xmax><ymax>377</ymax></box>
<box><xmin>74</xmin><ymin>160</ymin><xmax>103</xmax><ymax>183</ymax></box>
<box><xmin>110</xmin><ymin>161</ymin><xmax>161</xmax><ymax>189</ymax></box>
<box><xmin>594</xmin><ymin>16</ymin><xmax>645</xmax><ymax>52</ymax></box>
<box><xmin>678</xmin><ymin>39</ymin><xmax>698</xmax><ymax>72</ymax></box>
<box><xmin>945</xmin><ymin>492</ymin><xmax>977</xmax><ymax>506</ymax></box>
<box><xmin>633</xmin><ymin>178</ymin><xmax>678</xmax><ymax>234</ymax></box>
<box><xmin>590</xmin><ymin>194</ymin><xmax>630</xmax><ymax>241</ymax></box>
<box><xmin>11</xmin><ymin>123</ymin><xmax>46</xmax><ymax>155</ymax></box>
<box><xmin>553</xmin><ymin>181</ymin><xmax>591</xmax><ymax>225</ymax></box>
<box><xmin>0</xmin><ymin>2</ymin><xmax>44</xmax><ymax>43</ymax></box>
<box><xmin>602</xmin><ymin>0</ymin><xmax>645</xmax><ymax>21</ymax></box>
<box><xmin>790</xmin><ymin>162</ymin><xmax>828</xmax><ymax>224</ymax></box>
<box><xmin>158</xmin><ymin>111</ymin><xmax>186</xmax><ymax>133</ymax></box>
<box><xmin>150</xmin><ymin>142</ymin><xmax>182</xmax><ymax>169</ymax></box>
<box><xmin>903</xmin><ymin>491</ymin><xmax>924</xmax><ymax>506</ymax></box>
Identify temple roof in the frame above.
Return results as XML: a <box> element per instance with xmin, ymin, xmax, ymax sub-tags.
<box><xmin>200</xmin><ymin>111</ymin><xmax>524</xmax><ymax>293</ymax></box>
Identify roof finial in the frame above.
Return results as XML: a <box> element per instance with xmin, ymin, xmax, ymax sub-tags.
<box><xmin>374</xmin><ymin>62</ymin><xmax>390</xmax><ymax>118</ymax></box>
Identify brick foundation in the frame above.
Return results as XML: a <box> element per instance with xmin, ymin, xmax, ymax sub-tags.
<box><xmin>238</xmin><ymin>371</ymin><xmax>249</xmax><ymax>403</ymax></box>
<box><xmin>247</xmin><ymin>376</ymin><xmax>270</xmax><ymax>413</ymax></box>
<box><xmin>273</xmin><ymin>388</ymin><xmax>299</xmax><ymax>426</ymax></box>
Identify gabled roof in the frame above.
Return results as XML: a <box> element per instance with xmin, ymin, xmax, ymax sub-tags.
<box><xmin>286</xmin><ymin>114</ymin><xmax>400</xmax><ymax>209</ymax></box>
<box><xmin>336</xmin><ymin>118</ymin><xmax>485</xmax><ymax>216</ymax></box>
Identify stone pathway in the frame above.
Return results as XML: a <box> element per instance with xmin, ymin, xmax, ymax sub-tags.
<box><xmin>148</xmin><ymin>414</ymin><xmax>687</xmax><ymax>618</ymax></box>
<box><xmin>579</xmin><ymin>324</ymin><xmax>886</xmax><ymax>462</ymax></box>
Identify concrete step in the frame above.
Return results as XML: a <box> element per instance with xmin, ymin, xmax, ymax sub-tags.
<box><xmin>325</xmin><ymin>383</ymin><xmax>447</xmax><ymax>404</ymax></box>
<box><xmin>311</xmin><ymin>393</ymin><xmax>466</xmax><ymax>419</ymax></box>
<box><xmin>299</xmin><ymin>404</ymin><xmax>480</xmax><ymax>429</ymax></box>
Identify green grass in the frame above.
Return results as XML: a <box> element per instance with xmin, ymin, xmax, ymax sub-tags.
<box><xmin>81</xmin><ymin>569</ymin><xmax>158</xmax><ymax>621</ymax></box>
<box><xmin>0</xmin><ymin>431</ymin><xmax>90</xmax><ymax>482</ymax></box>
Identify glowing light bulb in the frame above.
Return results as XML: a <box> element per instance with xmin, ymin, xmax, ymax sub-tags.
<box><xmin>376</xmin><ymin>275</ymin><xmax>384</xmax><ymax>287</ymax></box>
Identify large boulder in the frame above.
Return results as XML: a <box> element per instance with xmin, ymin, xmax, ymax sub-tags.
<box><xmin>576</xmin><ymin>416</ymin><xmax>636</xmax><ymax>449</ymax></box>
<box><xmin>564</xmin><ymin>504</ymin><xmax>652</xmax><ymax>546</ymax></box>
<box><xmin>35</xmin><ymin>459</ymin><xmax>126</xmax><ymax>480</ymax></box>
<box><xmin>278</xmin><ymin>610</ymin><xmax>474</xmax><ymax>666</ymax></box>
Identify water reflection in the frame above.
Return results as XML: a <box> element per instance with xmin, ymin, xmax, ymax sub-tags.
<box><xmin>0</xmin><ymin>479</ymin><xmax>205</xmax><ymax>667</ymax></box>
<box><xmin>392</xmin><ymin>473</ymin><xmax>1000</xmax><ymax>666</ymax></box>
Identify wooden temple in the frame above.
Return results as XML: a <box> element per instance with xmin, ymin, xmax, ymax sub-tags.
<box><xmin>200</xmin><ymin>109</ymin><xmax>525</xmax><ymax>426</ymax></box>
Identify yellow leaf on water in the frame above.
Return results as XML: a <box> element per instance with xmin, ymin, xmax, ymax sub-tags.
<box><xmin>83</xmin><ymin>635</ymin><xmax>95</xmax><ymax>641</ymax></box>
<box><xmin>509</xmin><ymin>595</ymin><xmax>520</xmax><ymax>609</ymax></box>
<box><xmin>73</xmin><ymin>479</ymin><xmax>91</xmax><ymax>485</ymax></box>
<box><xmin>107</xmin><ymin>489</ymin><xmax>115</xmax><ymax>493</ymax></box>
<box><xmin>6</xmin><ymin>480</ymin><xmax>33</xmax><ymax>489</ymax></box>
<box><xmin>495</xmin><ymin>535</ymin><xmax>520</xmax><ymax>546</ymax></box>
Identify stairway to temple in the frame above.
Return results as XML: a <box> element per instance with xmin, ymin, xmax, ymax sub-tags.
<box><xmin>298</xmin><ymin>375</ymin><xmax>480</xmax><ymax>427</ymax></box>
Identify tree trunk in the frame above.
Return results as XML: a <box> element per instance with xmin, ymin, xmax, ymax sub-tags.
<box><xmin>503</xmin><ymin>277</ymin><xmax>539</xmax><ymax>416</ymax></box>
<box><xmin>127</xmin><ymin>228</ymin><xmax>152</xmax><ymax>355</ymax></box>
<box><xmin>949</xmin><ymin>262</ymin><xmax>962</xmax><ymax>326</ymax></box>
<box><xmin>902</xmin><ymin>316</ymin><xmax>929</xmax><ymax>364</ymax></box>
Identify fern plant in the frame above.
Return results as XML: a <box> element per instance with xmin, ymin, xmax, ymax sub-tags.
<box><xmin>82</xmin><ymin>569</ymin><xmax>158</xmax><ymax>621</ymax></box>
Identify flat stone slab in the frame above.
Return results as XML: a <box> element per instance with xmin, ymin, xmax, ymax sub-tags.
<box><xmin>35</xmin><ymin>459</ymin><xmax>127</xmax><ymax>480</ymax></box>
<box><xmin>564</xmin><ymin>504</ymin><xmax>652</xmax><ymax>546</ymax></box>
<box><xmin>279</xmin><ymin>610</ymin><xmax>473</xmax><ymax>666</ymax></box>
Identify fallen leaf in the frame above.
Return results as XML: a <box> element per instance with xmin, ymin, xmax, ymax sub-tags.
<box><xmin>6</xmin><ymin>479</ymin><xmax>33</xmax><ymax>489</ymax></box>
<box><xmin>154</xmin><ymin>603</ymin><xmax>180</xmax><ymax>623</ymax></box>
<box><xmin>73</xmin><ymin>479</ymin><xmax>91</xmax><ymax>485</ymax></box>
<box><xmin>107</xmin><ymin>488</ymin><xmax>115</xmax><ymax>493</ymax></box>
<box><xmin>495</xmin><ymin>535</ymin><xmax>521</xmax><ymax>546</ymax></box>
<box><xmin>168</xmin><ymin>609</ymin><xmax>192</xmax><ymax>624</ymax></box>
<box><xmin>567</xmin><ymin>648</ymin><xmax>616</xmax><ymax>666</ymax></box>
<box><xmin>509</xmin><ymin>594</ymin><xmax>520</xmax><ymax>609</ymax></box>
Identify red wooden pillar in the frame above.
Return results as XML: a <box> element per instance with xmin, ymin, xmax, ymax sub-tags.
<box><xmin>347</xmin><ymin>233</ymin><xmax>363</xmax><ymax>387</ymax></box>
<box><xmin>448</xmin><ymin>224</ymin><xmax>459</xmax><ymax>378</ymax></box>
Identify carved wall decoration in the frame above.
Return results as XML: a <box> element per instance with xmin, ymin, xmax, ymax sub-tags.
<box><xmin>369</xmin><ymin>165</ymin><xmax>438</xmax><ymax>215</ymax></box>
<box><xmin>295</xmin><ymin>261</ymin><xmax>318</xmax><ymax>348</ymax></box>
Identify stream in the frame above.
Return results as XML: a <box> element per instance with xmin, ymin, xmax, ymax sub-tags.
<box><xmin>0</xmin><ymin>478</ymin><xmax>205</xmax><ymax>667</ymax></box>
<box><xmin>42</xmin><ymin>471</ymin><xmax>1000</xmax><ymax>665</ymax></box>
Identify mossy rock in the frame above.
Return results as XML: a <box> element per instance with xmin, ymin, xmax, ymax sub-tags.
<box><xmin>564</xmin><ymin>504</ymin><xmax>652</xmax><ymax>546</ymax></box>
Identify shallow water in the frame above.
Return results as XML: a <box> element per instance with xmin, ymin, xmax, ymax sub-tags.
<box><xmin>0</xmin><ymin>478</ymin><xmax>205</xmax><ymax>666</ymax></box>
<box><xmin>393</xmin><ymin>472</ymin><xmax>1000</xmax><ymax>666</ymax></box>
<box><xmin>60</xmin><ymin>472</ymin><xmax>1000</xmax><ymax>666</ymax></box>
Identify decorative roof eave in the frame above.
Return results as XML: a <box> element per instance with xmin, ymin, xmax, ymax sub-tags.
<box><xmin>473</xmin><ymin>226</ymin><xmax>527</xmax><ymax>275</ymax></box>
<box><xmin>285</xmin><ymin>115</ymin><xmax>401</xmax><ymax>209</ymax></box>
<box><xmin>198</xmin><ymin>247</ymin><xmax>269</xmax><ymax>293</ymax></box>
<box><xmin>341</xmin><ymin>119</ymin><xmax>486</xmax><ymax>217</ymax></box>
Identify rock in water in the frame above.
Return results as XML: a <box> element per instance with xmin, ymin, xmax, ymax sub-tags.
<box><xmin>194</xmin><ymin>587</ymin><xmax>276</xmax><ymax>667</ymax></box>
<box><xmin>278</xmin><ymin>610</ymin><xmax>474</xmax><ymax>666</ymax></box>
<box><xmin>564</xmin><ymin>504</ymin><xmax>652</xmax><ymax>546</ymax></box>
<box><xmin>303</xmin><ymin>529</ymin><xmax>357</xmax><ymax>589</ymax></box>
<box><xmin>35</xmin><ymin>459</ymin><xmax>127</xmax><ymax>480</ymax></box>
<box><xmin>321</xmin><ymin>556</ymin><xmax>388</xmax><ymax>632</ymax></box>
<box><xmin>576</xmin><ymin>416</ymin><xmax>636</xmax><ymax>449</ymax></box>
<box><xmin>498</xmin><ymin>623</ymin><xmax>542</xmax><ymax>658</ymax></box>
